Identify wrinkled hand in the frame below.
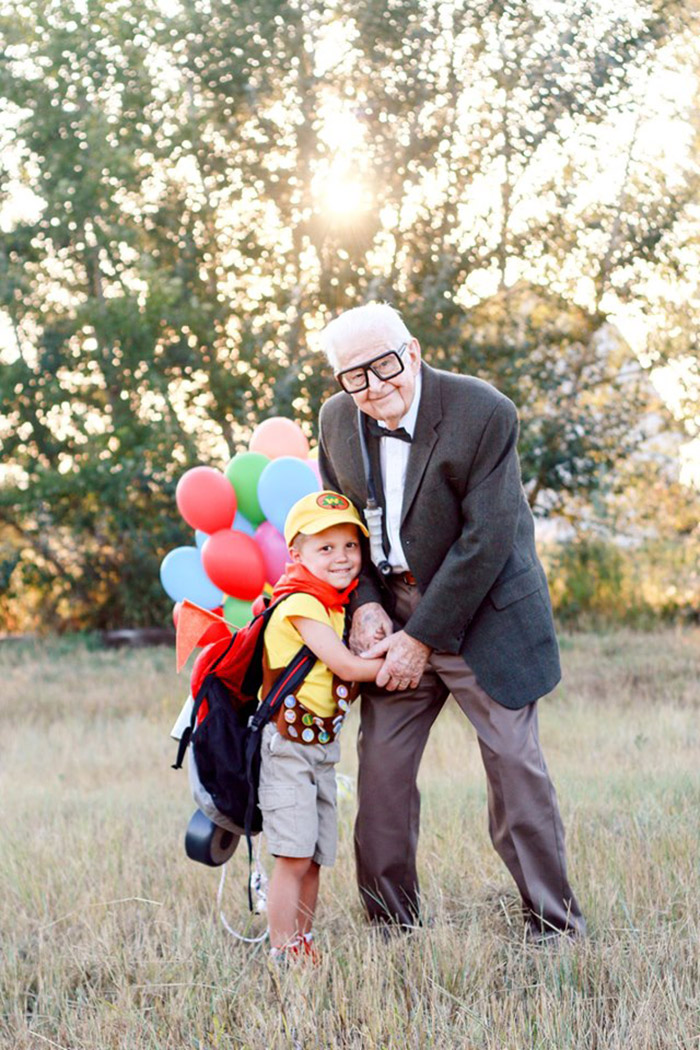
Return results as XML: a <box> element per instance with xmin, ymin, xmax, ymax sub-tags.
<box><xmin>348</xmin><ymin>602</ymin><xmax>394</xmax><ymax>656</ymax></box>
<box><xmin>361</xmin><ymin>630</ymin><xmax>431</xmax><ymax>691</ymax></box>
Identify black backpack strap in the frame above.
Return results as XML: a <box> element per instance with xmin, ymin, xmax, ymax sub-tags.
<box><xmin>170</xmin><ymin>670</ymin><xmax>218</xmax><ymax>770</ymax></box>
<box><xmin>171</xmin><ymin>630</ymin><xmax>239</xmax><ymax>770</ymax></box>
<box><xmin>243</xmin><ymin>644</ymin><xmax>317</xmax><ymax>908</ymax></box>
<box><xmin>172</xmin><ymin>596</ymin><xmax>320</xmax><ymax>908</ymax></box>
<box><xmin>250</xmin><ymin>644</ymin><xmax>316</xmax><ymax>730</ymax></box>
<box><xmin>174</xmin><ymin>593</ymin><xmax>312</xmax><ymax>766</ymax></box>
<box><xmin>171</xmin><ymin>727</ymin><xmax>191</xmax><ymax>772</ymax></box>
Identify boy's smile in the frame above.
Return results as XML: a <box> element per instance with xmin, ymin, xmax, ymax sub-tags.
<box><xmin>290</xmin><ymin>522</ymin><xmax>362</xmax><ymax>590</ymax></box>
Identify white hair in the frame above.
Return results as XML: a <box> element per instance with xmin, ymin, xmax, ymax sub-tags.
<box><xmin>320</xmin><ymin>302</ymin><xmax>412</xmax><ymax>370</ymax></box>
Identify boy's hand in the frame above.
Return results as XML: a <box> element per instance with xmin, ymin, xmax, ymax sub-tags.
<box><xmin>349</xmin><ymin>603</ymin><xmax>393</xmax><ymax>655</ymax></box>
<box><xmin>361</xmin><ymin>631</ymin><xmax>431</xmax><ymax>691</ymax></box>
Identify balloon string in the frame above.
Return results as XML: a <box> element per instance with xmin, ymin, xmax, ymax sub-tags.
<box><xmin>216</xmin><ymin>840</ymin><xmax>269</xmax><ymax>944</ymax></box>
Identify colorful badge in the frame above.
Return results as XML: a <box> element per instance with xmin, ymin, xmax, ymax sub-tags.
<box><xmin>302</xmin><ymin>728</ymin><xmax>315</xmax><ymax>743</ymax></box>
<box><xmin>316</xmin><ymin>492</ymin><xmax>350</xmax><ymax>510</ymax></box>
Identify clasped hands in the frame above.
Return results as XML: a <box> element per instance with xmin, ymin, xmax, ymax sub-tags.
<box><xmin>348</xmin><ymin>602</ymin><xmax>430</xmax><ymax>691</ymax></box>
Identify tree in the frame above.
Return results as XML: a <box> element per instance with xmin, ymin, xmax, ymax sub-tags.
<box><xmin>1</xmin><ymin>0</ymin><xmax>696</xmax><ymax>628</ymax></box>
<box><xmin>457</xmin><ymin>283</ymin><xmax>658</xmax><ymax>514</ymax></box>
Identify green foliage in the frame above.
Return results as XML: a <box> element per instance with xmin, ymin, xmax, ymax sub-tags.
<box><xmin>0</xmin><ymin>0</ymin><xmax>696</xmax><ymax>628</ymax></box>
<box><xmin>550</xmin><ymin>538</ymin><xmax>631</xmax><ymax>624</ymax></box>
<box><xmin>457</xmin><ymin>286</ymin><xmax>655</xmax><ymax>511</ymax></box>
<box><xmin>548</xmin><ymin>535</ymin><xmax>700</xmax><ymax>628</ymax></box>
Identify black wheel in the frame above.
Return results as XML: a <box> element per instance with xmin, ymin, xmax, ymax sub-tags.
<box><xmin>184</xmin><ymin>809</ymin><xmax>240</xmax><ymax>866</ymax></box>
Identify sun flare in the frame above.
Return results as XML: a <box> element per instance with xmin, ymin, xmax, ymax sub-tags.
<box><xmin>322</xmin><ymin>176</ymin><xmax>368</xmax><ymax>217</ymax></box>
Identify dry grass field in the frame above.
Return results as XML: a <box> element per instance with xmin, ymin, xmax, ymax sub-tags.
<box><xmin>1</xmin><ymin>629</ymin><xmax>698</xmax><ymax>1049</ymax></box>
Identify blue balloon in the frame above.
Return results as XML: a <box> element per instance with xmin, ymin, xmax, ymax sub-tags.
<box><xmin>232</xmin><ymin>511</ymin><xmax>256</xmax><ymax>537</ymax></box>
<box><xmin>159</xmin><ymin>546</ymin><xmax>223</xmax><ymax>608</ymax></box>
<box><xmin>194</xmin><ymin>530</ymin><xmax>208</xmax><ymax>549</ymax></box>
<box><xmin>257</xmin><ymin>457</ymin><xmax>320</xmax><ymax>534</ymax></box>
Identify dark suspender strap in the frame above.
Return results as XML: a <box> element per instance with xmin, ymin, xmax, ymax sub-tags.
<box><xmin>357</xmin><ymin>407</ymin><xmax>379</xmax><ymax>504</ymax></box>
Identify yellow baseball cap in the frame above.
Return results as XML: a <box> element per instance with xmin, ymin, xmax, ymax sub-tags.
<box><xmin>284</xmin><ymin>490</ymin><xmax>369</xmax><ymax>546</ymax></box>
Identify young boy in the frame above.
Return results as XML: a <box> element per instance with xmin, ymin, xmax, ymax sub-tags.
<box><xmin>260</xmin><ymin>490</ymin><xmax>384</xmax><ymax>961</ymax></box>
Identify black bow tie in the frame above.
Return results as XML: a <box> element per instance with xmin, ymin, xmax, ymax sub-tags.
<box><xmin>366</xmin><ymin>419</ymin><xmax>413</xmax><ymax>443</ymax></box>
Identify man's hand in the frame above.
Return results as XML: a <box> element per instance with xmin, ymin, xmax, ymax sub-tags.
<box><xmin>361</xmin><ymin>630</ymin><xmax>431</xmax><ymax>691</ymax></box>
<box><xmin>348</xmin><ymin>602</ymin><xmax>394</xmax><ymax>656</ymax></box>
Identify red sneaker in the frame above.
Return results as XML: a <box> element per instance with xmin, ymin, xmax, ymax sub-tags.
<box><xmin>301</xmin><ymin>932</ymin><xmax>321</xmax><ymax>965</ymax></box>
<box><xmin>269</xmin><ymin>935</ymin><xmax>302</xmax><ymax>964</ymax></box>
<box><xmin>269</xmin><ymin>933</ymin><xmax>321</xmax><ymax>966</ymax></box>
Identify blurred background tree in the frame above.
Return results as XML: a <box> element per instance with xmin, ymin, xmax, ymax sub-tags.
<box><xmin>1</xmin><ymin>0</ymin><xmax>698</xmax><ymax>629</ymax></box>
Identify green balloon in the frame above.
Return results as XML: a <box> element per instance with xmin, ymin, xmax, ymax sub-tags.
<box><xmin>223</xmin><ymin>595</ymin><xmax>254</xmax><ymax>628</ymax></box>
<box><xmin>224</xmin><ymin>452</ymin><xmax>268</xmax><ymax>526</ymax></box>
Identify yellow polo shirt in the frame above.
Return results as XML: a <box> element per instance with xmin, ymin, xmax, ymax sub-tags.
<box><xmin>262</xmin><ymin>594</ymin><xmax>345</xmax><ymax>718</ymax></box>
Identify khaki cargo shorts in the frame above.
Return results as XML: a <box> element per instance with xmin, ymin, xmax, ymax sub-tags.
<box><xmin>258</xmin><ymin>722</ymin><xmax>341</xmax><ymax>866</ymax></box>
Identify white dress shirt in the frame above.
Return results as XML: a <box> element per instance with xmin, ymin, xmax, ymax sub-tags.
<box><xmin>375</xmin><ymin>371</ymin><xmax>422</xmax><ymax>571</ymax></box>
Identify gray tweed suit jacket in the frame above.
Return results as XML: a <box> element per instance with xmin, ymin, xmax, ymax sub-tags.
<box><xmin>318</xmin><ymin>362</ymin><xmax>561</xmax><ymax>708</ymax></box>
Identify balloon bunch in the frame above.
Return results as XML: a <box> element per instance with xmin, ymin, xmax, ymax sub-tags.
<box><xmin>160</xmin><ymin>417</ymin><xmax>321</xmax><ymax>634</ymax></box>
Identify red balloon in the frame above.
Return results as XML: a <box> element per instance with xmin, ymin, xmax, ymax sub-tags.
<box><xmin>176</xmin><ymin>467</ymin><xmax>237</xmax><ymax>534</ymax></box>
<box><xmin>201</xmin><ymin>530</ymin><xmax>266</xmax><ymax>600</ymax></box>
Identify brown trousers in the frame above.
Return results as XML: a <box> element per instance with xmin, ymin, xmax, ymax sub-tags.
<box><xmin>355</xmin><ymin>579</ymin><xmax>585</xmax><ymax>937</ymax></box>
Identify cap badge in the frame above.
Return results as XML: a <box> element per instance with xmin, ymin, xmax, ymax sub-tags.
<box><xmin>316</xmin><ymin>493</ymin><xmax>350</xmax><ymax>510</ymax></box>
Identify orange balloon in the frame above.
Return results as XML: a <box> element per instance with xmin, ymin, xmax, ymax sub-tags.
<box><xmin>249</xmin><ymin>417</ymin><xmax>309</xmax><ymax>460</ymax></box>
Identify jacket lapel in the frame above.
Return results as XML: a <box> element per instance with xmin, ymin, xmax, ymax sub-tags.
<box><xmin>343</xmin><ymin>413</ymin><xmax>371</xmax><ymax>505</ymax></box>
<box><xmin>401</xmin><ymin>364</ymin><xmax>441</xmax><ymax>525</ymax></box>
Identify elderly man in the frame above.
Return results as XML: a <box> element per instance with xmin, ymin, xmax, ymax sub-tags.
<box><xmin>317</xmin><ymin>302</ymin><xmax>585</xmax><ymax>940</ymax></box>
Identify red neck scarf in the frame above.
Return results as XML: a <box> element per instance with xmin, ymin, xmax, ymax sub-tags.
<box><xmin>272</xmin><ymin>563</ymin><xmax>358</xmax><ymax>612</ymax></box>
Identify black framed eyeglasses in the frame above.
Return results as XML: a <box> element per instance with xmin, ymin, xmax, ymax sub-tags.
<box><xmin>335</xmin><ymin>344</ymin><xmax>408</xmax><ymax>393</ymax></box>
